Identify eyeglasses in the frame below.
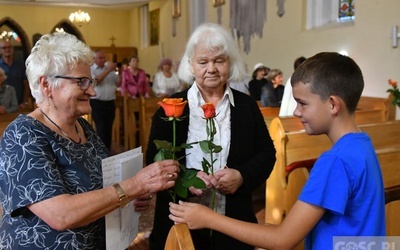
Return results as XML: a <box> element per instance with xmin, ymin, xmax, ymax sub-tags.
<box><xmin>1</xmin><ymin>46</ymin><xmax>12</xmax><ymax>50</ymax></box>
<box><xmin>54</xmin><ymin>75</ymin><xmax>97</xmax><ymax>90</ymax></box>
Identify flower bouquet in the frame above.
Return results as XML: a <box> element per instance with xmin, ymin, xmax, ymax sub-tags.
<box><xmin>387</xmin><ymin>79</ymin><xmax>400</xmax><ymax>108</ymax></box>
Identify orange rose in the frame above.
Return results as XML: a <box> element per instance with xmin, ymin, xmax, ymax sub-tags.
<box><xmin>388</xmin><ymin>79</ymin><xmax>398</xmax><ymax>88</ymax></box>
<box><xmin>158</xmin><ymin>98</ymin><xmax>187</xmax><ymax>118</ymax></box>
<box><xmin>201</xmin><ymin>103</ymin><xmax>216</xmax><ymax>119</ymax></box>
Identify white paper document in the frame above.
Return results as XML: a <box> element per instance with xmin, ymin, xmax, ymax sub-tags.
<box><xmin>102</xmin><ymin>147</ymin><xmax>143</xmax><ymax>250</ymax></box>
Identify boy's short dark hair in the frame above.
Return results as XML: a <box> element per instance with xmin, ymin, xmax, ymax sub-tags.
<box><xmin>291</xmin><ymin>52</ymin><xmax>364</xmax><ymax>113</ymax></box>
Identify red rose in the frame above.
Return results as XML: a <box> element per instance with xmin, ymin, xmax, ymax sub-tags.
<box><xmin>388</xmin><ymin>79</ymin><xmax>398</xmax><ymax>88</ymax></box>
<box><xmin>201</xmin><ymin>103</ymin><xmax>216</xmax><ymax>119</ymax></box>
<box><xmin>158</xmin><ymin>98</ymin><xmax>188</xmax><ymax>118</ymax></box>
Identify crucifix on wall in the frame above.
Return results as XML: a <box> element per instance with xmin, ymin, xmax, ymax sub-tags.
<box><xmin>110</xmin><ymin>35</ymin><xmax>116</xmax><ymax>46</ymax></box>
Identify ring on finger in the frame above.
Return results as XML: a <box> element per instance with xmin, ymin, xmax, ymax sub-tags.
<box><xmin>167</xmin><ymin>173</ymin><xmax>173</xmax><ymax>181</ymax></box>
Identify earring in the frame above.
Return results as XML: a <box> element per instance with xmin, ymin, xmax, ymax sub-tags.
<box><xmin>46</xmin><ymin>97</ymin><xmax>50</xmax><ymax>106</ymax></box>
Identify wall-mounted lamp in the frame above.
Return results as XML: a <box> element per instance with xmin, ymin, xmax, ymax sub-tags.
<box><xmin>392</xmin><ymin>25</ymin><xmax>400</xmax><ymax>48</ymax></box>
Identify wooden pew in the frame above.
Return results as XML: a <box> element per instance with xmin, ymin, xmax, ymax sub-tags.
<box><xmin>259</xmin><ymin>107</ymin><xmax>280</xmax><ymax>118</ymax></box>
<box><xmin>259</xmin><ymin>107</ymin><xmax>280</xmax><ymax>127</ymax></box>
<box><xmin>112</xmin><ymin>93</ymin><xmax>124</xmax><ymax>153</ymax></box>
<box><xmin>139</xmin><ymin>96</ymin><xmax>163</xmax><ymax>158</ymax></box>
<box><xmin>265</xmin><ymin>107</ymin><xmax>394</xmax><ymax>134</ymax></box>
<box><xmin>385</xmin><ymin>185</ymin><xmax>400</xmax><ymax>236</ymax></box>
<box><xmin>259</xmin><ymin>95</ymin><xmax>395</xmax><ymax>129</ymax></box>
<box><xmin>357</xmin><ymin>95</ymin><xmax>395</xmax><ymax>121</ymax></box>
<box><xmin>0</xmin><ymin>121</ymin><xmax>9</xmax><ymax>138</ymax></box>
<box><xmin>123</xmin><ymin>93</ymin><xmax>140</xmax><ymax>150</ymax></box>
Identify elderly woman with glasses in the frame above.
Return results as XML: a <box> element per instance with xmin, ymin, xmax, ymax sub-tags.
<box><xmin>0</xmin><ymin>32</ymin><xmax>180</xmax><ymax>250</ymax></box>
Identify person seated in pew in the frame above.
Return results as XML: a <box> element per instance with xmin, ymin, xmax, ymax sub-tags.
<box><xmin>248</xmin><ymin>63</ymin><xmax>270</xmax><ymax>101</ymax></box>
<box><xmin>169</xmin><ymin>52</ymin><xmax>386</xmax><ymax>250</ymax></box>
<box><xmin>0</xmin><ymin>67</ymin><xmax>18</xmax><ymax>114</ymax></box>
<box><xmin>260</xmin><ymin>69</ymin><xmax>284</xmax><ymax>107</ymax></box>
<box><xmin>152</xmin><ymin>57</ymin><xmax>186</xmax><ymax>98</ymax></box>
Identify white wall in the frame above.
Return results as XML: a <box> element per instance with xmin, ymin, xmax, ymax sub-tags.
<box><xmin>147</xmin><ymin>0</ymin><xmax>400</xmax><ymax>117</ymax></box>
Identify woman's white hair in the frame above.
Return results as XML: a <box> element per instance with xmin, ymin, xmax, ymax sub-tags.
<box><xmin>25</xmin><ymin>32</ymin><xmax>93</xmax><ymax>103</ymax></box>
<box><xmin>178</xmin><ymin>23</ymin><xmax>246</xmax><ymax>85</ymax></box>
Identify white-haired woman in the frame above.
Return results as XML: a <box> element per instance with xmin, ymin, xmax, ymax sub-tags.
<box><xmin>152</xmin><ymin>57</ymin><xmax>185</xmax><ymax>98</ymax></box>
<box><xmin>146</xmin><ymin>23</ymin><xmax>276</xmax><ymax>250</ymax></box>
<box><xmin>0</xmin><ymin>67</ymin><xmax>18</xmax><ymax>114</ymax></box>
<box><xmin>0</xmin><ymin>32</ymin><xmax>180</xmax><ymax>250</ymax></box>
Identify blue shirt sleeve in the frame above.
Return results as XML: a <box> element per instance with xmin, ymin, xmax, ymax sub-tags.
<box><xmin>299</xmin><ymin>153</ymin><xmax>353</xmax><ymax>215</ymax></box>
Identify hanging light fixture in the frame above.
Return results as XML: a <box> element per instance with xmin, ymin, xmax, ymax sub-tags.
<box><xmin>69</xmin><ymin>10</ymin><xmax>91</xmax><ymax>27</ymax></box>
<box><xmin>0</xmin><ymin>31</ymin><xmax>19</xmax><ymax>42</ymax></box>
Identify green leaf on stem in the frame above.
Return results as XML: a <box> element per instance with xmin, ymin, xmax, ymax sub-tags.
<box><xmin>199</xmin><ymin>140</ymin><xmax>212</xmax><ymax>153</ymax></box>
<box><xmin>201</xmin><ymin>157</ymin><xmax>210</xmax><ymax>173</ymax></box>
<box><xmin>154</xmin><ymin>149</ymin><xmax>175</xmax><ymax>161</ymax></box>
<box><xmin>213</xmin><ymin>145</ymin><xmax>223</xmax><ymax>153</ymax></box>
<box><xmin>173</xmin><ymin>177</ymin><xmax>188</xmax><ymax>198</ymax></box>
<box><xmin>173</xmin><ymin>169</ymin><xmax>206</xmax><ymax>199</ymax></box>
<box><xmin>154</xmin><ymin>140</ymin><xmax>172</xmax><ymax>150</ymax></box>
<box><xmin>181</xmin><ymin>170</ymin><xmax>206</xmax><ymax>189</ymax></box>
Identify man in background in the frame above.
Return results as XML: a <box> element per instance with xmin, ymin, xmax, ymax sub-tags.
<box><xmin>90</xmin><ymin>49</ymin><xmax>120</xmax><ymax>151</ymax></box>
<box><xmin>0</xmin><ymin>40</ymin><xmax>30</xmax><ymax>109</ymax></box>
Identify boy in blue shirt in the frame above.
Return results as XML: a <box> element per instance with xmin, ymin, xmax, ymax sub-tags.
<box><xmin>169</xmin><ymin>52</ymin><xmax>386</xmax><ymax>249</ymax></box>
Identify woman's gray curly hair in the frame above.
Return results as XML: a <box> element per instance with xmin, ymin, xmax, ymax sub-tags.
<box><xmin>25</xmin><ymin>32</ymin><xmax>93</xmax><ymax>103</ymax></box>
<box><xmin>178</xmin><ymin>23</ymin><xmax>246</xmax><ymax>85</ymax></box>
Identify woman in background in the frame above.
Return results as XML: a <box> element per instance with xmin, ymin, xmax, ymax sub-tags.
<box><xmin>267</xmin><ymin>69</ymin><xmax>284</xmax><ymax>102</ymax></box>
<box><xmin>248</xmin><ymin>63</ymin><xmax>270</xmax><ymax>101</ymax></box>
<box><xmin>260</xmin><ymin>69</ymin><xmax>284</xmax><ymax>107</ymax></box>
<box><xmin>152</xmin><ymin>57</ymin><xmax>185</xmax><ymax>98</ymax></box>
<box><xmin>120</xmin><ymin>55</ymin><xmax>151</xmax><ymax>98</ymax></box>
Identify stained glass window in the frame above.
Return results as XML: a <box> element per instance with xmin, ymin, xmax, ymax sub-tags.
<box><xmin>339</xmin><ymin>0</ymin><xmax>355</xmax><ymax>21</ymax></box>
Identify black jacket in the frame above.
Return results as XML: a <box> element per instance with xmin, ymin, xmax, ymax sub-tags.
<box><xmin>146</xmin><ymin>88</ymin><xmax>276</xmax><ymax>250</ymax></box>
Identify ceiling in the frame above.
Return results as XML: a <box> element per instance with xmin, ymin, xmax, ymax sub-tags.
<box><xmin>0</xmin><ymin>0</ymin><xmax>151</xmax><ymax>9</ymax></box>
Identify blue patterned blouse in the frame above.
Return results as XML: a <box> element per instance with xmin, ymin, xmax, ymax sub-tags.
<box><xmin>0</xmin><ymin>115</ymin><xmax>109</xmax><ymax>250</ymax></box>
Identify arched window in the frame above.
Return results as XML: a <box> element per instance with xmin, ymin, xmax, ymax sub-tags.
<box><xmin>0</xmin><ymin>17</ymin><xmax>31</xmax><ymax>61</ymax></box>
<box><xmin>51</xmin><ymin>20</ymin><xmax>85</xmax><ymax>43</ymax></box>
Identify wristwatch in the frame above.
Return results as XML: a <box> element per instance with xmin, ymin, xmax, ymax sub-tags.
<box><xmin>113</xmin><ymin>183</ymin><xmax>130</xmax><ymax>208</ymax></box>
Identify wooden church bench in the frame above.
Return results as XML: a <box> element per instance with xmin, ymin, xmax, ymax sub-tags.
<box><xmin>385</xmin><ymin>185</ymin><xmax>400</xmax><ymax>236</ymax></box>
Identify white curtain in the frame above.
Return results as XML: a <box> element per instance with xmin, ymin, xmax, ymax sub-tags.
<box><xmin>140</xmin><ymin>5</ymin><xmax>149</xmax><ymax>49</ymax></box>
